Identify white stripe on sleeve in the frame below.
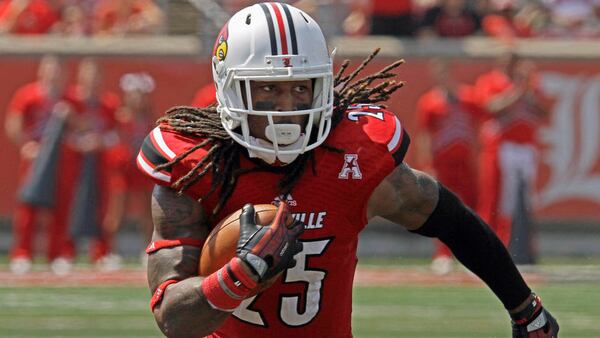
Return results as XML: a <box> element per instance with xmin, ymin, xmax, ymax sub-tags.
<box><xmin>387</xmin><ymin>116</ymin><xmax>402</xmax><ymax>152</ymax></box>
<box><xmin>152</xmin><ymin>127</ymin><xmax>176</xmax><ymax>159</ymax></box>
<box><xmin>137</xmin><ymin>153</ymin><xmax>171</xmax><ymax>183</ymax></box>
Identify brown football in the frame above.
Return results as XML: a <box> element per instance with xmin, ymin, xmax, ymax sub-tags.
<box><xmin>198</xmin><ymin>203</ymin><xmax>294</xmax><ymax>277</ymax></box>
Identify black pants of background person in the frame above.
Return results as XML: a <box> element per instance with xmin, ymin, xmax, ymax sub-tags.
<box><xmin>371</xmin><ymin>14</ymin><xmax>415</xmax><ymax>36</ymax></box>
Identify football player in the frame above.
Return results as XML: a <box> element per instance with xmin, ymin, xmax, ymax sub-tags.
<box><xmin>137</xmin><ymin>3</ymin><xmax>559</xmax><ymax>338</ymax></box>
<box><xmin>415</xmin><ymin>58</ymin><xmax>486</xmax><ymax>274</ymax></box>
<box><xmin>474</xmin><ymin>52</ymin><xmax>548</xmax><ymax>249</ymax></box>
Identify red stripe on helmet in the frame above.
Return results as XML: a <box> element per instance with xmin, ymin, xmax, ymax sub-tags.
<box><xmin>269</xmin><ymin>3</ymin><xmax>288</xmax><ymax>55</ymax></box>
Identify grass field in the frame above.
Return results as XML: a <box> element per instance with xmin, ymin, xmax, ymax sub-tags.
<box><xmin>352</xmin><ymin>284</ymin><xmax>598</xmax><ymax>338</ymax></box>
<box><xmin>0</xmin><ymin>259</ymin><xmax>599</xmax><ymax>337</ymax></box>
<box><xmin>0</xmin><ymin>283</ymin><xmax>598</xmax><ymax>337</ymax></box>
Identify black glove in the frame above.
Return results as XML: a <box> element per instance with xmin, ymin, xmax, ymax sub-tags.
<box><xmin>511</xmin><ymin>294</ymin><xmax>559</xmax><ymax>338</ymax></box>
<box><xmin>236</xmin><ymin>202</ymin><xmax>304</xmax><ymax>281</ymax></box>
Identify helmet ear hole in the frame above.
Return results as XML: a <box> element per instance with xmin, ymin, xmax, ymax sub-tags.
<box><xmin>245</xmin><ymin>14</ymin><xmax>251</xmax><ymax>25</ymax></box>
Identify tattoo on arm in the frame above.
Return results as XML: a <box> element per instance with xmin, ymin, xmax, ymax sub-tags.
<box><xmin>151</xmin><ymin>185</ymin><xmax>207</xmax><ymax>240</ymax></box>
<box><xmin>371</xmin><ymin>163</ymin><xmax>439</xmax><ymax>230</ymax></box>
<box><xmin>148</xmin><ymin>185</ymin><xmax>229</xmax><ymax>338</ymax></box>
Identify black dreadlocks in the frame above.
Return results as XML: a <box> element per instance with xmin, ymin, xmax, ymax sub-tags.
<box><xmin>155</xmin><ymin>48</ymin><xmax>404</xmax><ymax>216</ymax></box>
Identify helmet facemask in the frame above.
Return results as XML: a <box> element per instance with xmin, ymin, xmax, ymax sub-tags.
<box><xmin>217</xmin><ymin>55</ymin><xmax>334</xmax><ymax>164</ymax></box>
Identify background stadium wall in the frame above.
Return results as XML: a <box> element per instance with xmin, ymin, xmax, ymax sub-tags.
<box><xmin>0</xmin><ymin>36</ymin><xmax>599</xmax><ymax>257</ymax></box>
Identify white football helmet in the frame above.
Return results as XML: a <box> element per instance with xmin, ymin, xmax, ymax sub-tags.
<box><xmin>211</xmin><ymin>2</ymin><xmax>334</xmax><ymax>164</ymax></box>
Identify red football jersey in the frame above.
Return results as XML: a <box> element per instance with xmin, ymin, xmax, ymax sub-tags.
<box><xmin>6</xmin><ymin>81</ymin><xmax>64</xmax><ymax>141</ymax></box>
<box><xmin>416</xmin><ymin>85</ymin><xmax>484</xmax><ymax>163</ymax></box>
<box><xmin>475</xmin><ymin>70</ymin><xmax>543</xmax><ymax>145</ymax></box>
<box><xmin>137</xmin><ymin>105</ymin><xmax>409</xmax><ymax>337</ymax></box>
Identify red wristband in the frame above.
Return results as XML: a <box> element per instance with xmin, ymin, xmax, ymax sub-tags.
<box><xmin>146</xmin><ymin>238</ymin><xmax>204</xmax><ymax>254</ymax></box>
<box><xmin>512</xmin><ymin>294</ymin><xmax>543</xmax><ymax>325</ymax></box>
<box><xmin>201</xmin><ymin>258</ymin><xmax>258</xmax><ymax>312</ymax></box>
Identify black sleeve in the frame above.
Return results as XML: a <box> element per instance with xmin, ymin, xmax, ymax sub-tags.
<box><xmin>411</xmin><ymin>184</ymin><xmax>531</xmax><ymax>310</ymax></box>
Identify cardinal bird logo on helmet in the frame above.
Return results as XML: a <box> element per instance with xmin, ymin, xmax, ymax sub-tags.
<box><xmin>214</xmin><ymin>23</ymin><xmax>229</xmax><ymax>62</ymax></box>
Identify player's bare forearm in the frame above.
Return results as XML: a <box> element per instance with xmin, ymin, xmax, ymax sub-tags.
<box><xmin>526</xmin><ymin>94</ymin><xmax>550</xmax><ymax>118</ymax></box>
<box><xmin>4</xmin><ymin>113</ymin><xmax>26</xmax><ymax>146</ymax></box>
<box><xmin>149</xmin><ymin>185</ymin><xmax>229</xmax><ymax>337</ymax></box>
<box><xmin>152</xmin><ymin>276</ymin><xmax>230</xmax><ymax>338</ymax></box>
<box><xmin>368</xmin><ymin>163</ymin><xmax>438</xmax><ymax>230</ymax></box>
<box><xmin>486</xmin><ymin>85</ymin><xmax>525</xmax><ymax>115</ymax></box>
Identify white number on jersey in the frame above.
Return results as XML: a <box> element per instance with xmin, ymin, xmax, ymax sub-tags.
<box><xmin>347</xmin><ymin>110</ymin><xmax>385</xmax><ymax>122</ymax></box>
<box><xmin>232</xmin><ymin>238</ymin><xmax>332</xmax><ymax>327</ymax></box>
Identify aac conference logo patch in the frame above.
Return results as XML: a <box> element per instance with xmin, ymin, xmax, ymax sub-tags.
<box><xmin>214</xmin><ymin>23</ymin><xmax>229</xmax><ymax>62</ymax></box>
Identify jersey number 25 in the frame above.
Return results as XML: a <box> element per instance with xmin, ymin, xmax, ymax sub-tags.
<box><xmin>233</xmin><ymin>238</ymin><xmax>332</xmax><ymax>327</ymax></box>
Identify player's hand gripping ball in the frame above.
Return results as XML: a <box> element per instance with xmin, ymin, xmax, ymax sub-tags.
<box><xmin>199</xmin><ymin>202</ymin><xmax>304</xmax><ymax>291</ymax></box>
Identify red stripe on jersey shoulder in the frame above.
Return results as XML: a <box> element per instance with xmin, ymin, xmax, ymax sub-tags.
<box><xmin>337</xmin><ymin>106</ymin><xmax>411</xmax><ymax>166</ymax></box>
<box><xmin>345</xmin><ymin>106</ymin><xmax>400</xmax><ymax>144</ymax></box>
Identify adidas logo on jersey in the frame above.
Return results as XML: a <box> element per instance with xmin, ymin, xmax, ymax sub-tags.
<box><xmin>273</xmin><ymin>193</ymin><xmax>297</xmax><ymax>207</ymax></box>
<box><xmin>338</xmin><ymin>154</ymin><xmax>362</xmax><ymax>180</ymax></box>
<box><xmin>273</xmin><ymin>194</ymin><xmax>326</xmax><ymax>229</ymax></box>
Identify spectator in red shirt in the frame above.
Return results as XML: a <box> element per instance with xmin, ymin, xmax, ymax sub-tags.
<box><xmin>65</xmin><ymin>58</ymin><xmax>122</xmax><ymax>270</ymax></box>
<box><xmin>415</xmin><ymin>58</ymin><xmax>486</xmax><ymax>274</ymax></box>
<box><xmin>418</xmin><ymin>0</ymin><xmax>481</xmax><ymax>38</ymax></box>
<box><xmin>371</xmin><ymin>0</ymin><xmax>415</xmax><ymax>36</ymax></box>
<box><xmin>105</xmin><ymin>72</ymin><xmax>157</xmax><ymax>265</ymax></box>
<box><xmin>0</xmin><ymin>0</ymin><xmax>61</xmax><ymax>34</ymax></box>
<box><xmin>92</xmin><ymin>0</ymin><xmax>164</xmax><ymax>35</ymax></box>
<box><xmin>4</xmin><ymin>55</ymin><xmax>79</xmax><ymax>275</ymax></box>
<box><xmin>482</xmin><ymin>0</ymin><xmax>538</xmax><ymax>39</ymax></box>
<box><xmin>348</xmin><ymin>0</ymin><xmax>415</xmax><ymax>36</ymax></box>
<box><xmin>53</xmin><ymin>2</ymin><xmax>87</xmax><ymax>36</ymax></box>
<box><xmin>474</xmin><ymin>52</ymin><xmax>548</xmax><ymax>252</ymax></box>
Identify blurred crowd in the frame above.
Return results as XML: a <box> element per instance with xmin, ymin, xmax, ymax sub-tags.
<box><xmin>5</xmin><ymin>56</ymin><xmax>166</xmax><ymax>274</ymax></box>
<box><xmin>415</xmin><ymin>53</ymin><xmax>548</xmax><ymax>273</ymax></box>
<box><xmin>216</xmin><ymin>0</ymin><xmax>600</xmax><ymax>39</ymax></box>
<box><xmin>1</xmin><ymin>0</ymin><xmax>599</xmax><ymax>39</ymax></box>
<box><xmin>0</xmin><ymin>0</ymin><xmax>165</xmax><ymax>35</ymax></box>
<box><xmin>336</xmin><ymin>0</ymin><xmax>600</xmax><ymax>39</ymax></box>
